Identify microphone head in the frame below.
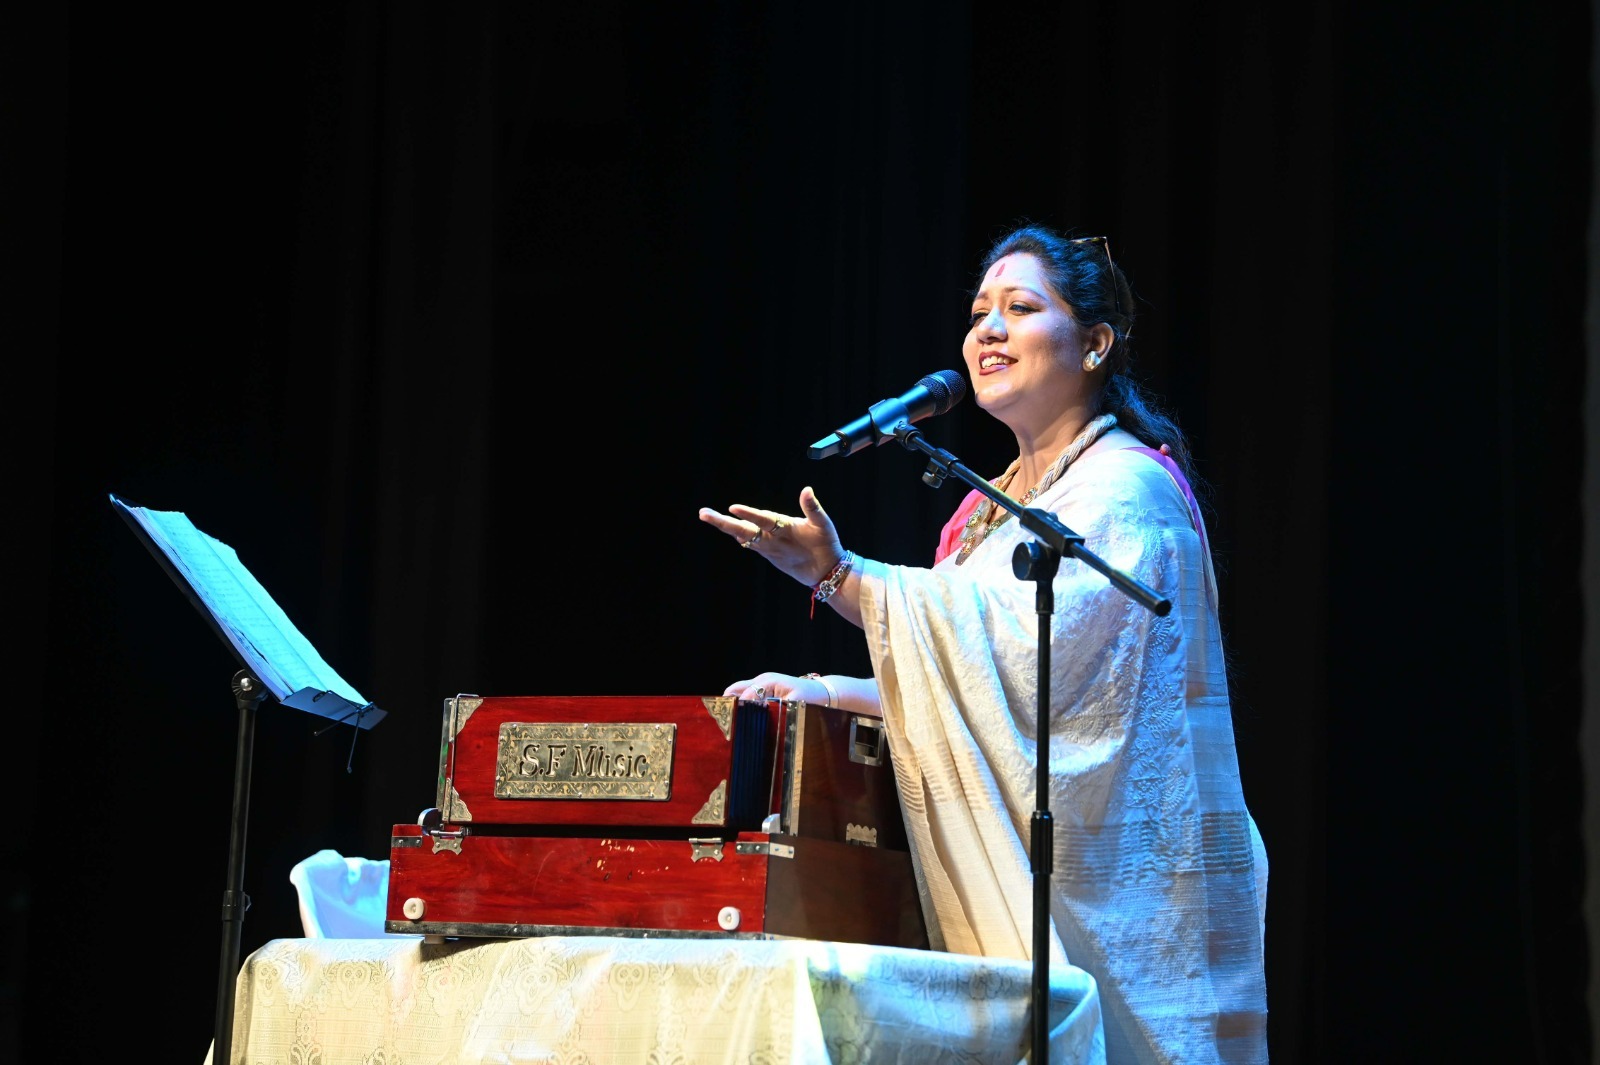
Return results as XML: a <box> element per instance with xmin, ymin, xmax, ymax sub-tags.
<box><xmin>920</xmin><ymin>369</ymin><xmax>968</xmax><ymax>415</ymax></box>
<box><xmin>807</xmin><ymin>369</ymin><xmax>969</xmax><ymax>460</ymax></box>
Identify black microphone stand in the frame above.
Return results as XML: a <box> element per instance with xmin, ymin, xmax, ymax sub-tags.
<box><xmin>891</xmin><ymin>423</ymin><xmax>1170</xmax><ymax>1064</ymax></box>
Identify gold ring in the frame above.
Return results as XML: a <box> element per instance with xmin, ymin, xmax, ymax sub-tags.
<box><xmin>741</xmin><ymin>530</ymin><xmax>763</xmax><ymax>548</ymax></box>
<box><xmin>773</xmin><ymin>519</ymin><xmax>788</xmax><ymax>530</ymax></box>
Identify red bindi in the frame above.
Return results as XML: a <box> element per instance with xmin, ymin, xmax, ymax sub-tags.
<box><xmin>993</xmin><ymin>261</ymin><xmax>1006</xmax><ymax>276</ymax></box>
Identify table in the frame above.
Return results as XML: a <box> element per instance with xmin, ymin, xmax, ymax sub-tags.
<box><xmin>206</xmin><ymin>934</ymin><xmax>1104</xmax><ymax>1063</ymax></box>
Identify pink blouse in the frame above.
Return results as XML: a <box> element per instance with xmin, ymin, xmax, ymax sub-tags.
<box><xmin>933</xmin><ymin>445</ymin><xmax>1208</xmax><ymax>565</ymax></box>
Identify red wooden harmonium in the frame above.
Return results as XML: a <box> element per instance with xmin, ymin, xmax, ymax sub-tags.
<box><xmin>435</xmin><ymin>694</ymin><xmax>778</xmax><ymax>831</ymax></box>
<box><xmin>390</xmin><ymin>694</ymin><xmax>925</xmax><ymax>947</ymax></box>
<box><xmin>384</xmin><ymin>825</ymin><xmax>928</xmax><ymax>948</ymax></box>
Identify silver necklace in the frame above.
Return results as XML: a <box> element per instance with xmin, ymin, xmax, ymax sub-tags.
<box><xmin>954</xmin><ymin>413</ymin><xmax>1118</xmax><ymax>565</ymax></box>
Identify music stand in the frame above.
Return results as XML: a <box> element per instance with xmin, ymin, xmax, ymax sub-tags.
<box><xmin>109</xmin><ymin>494</ymin><xmax>386</xmax><ymax>1065</ymax></box>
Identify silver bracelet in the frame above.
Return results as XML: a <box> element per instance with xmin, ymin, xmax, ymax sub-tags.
<box><xmin>803</xmin><ymin>672</ymin><xmax>838</xmax><ymax>708</ymax></box>
<box><xmin>811</xmin><ymin>549</ymin><xmax>856</xmax><ymax>604</ymax></box>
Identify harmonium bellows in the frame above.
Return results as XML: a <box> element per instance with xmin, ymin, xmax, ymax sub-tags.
<box><xmin>386</xmin><ymin>694</ymin><xmax>927</xmax><ymax>949</ymax></box>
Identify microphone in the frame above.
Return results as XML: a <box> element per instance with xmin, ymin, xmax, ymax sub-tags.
<box><xmin>807</xmin><ymin>369</ymin><xmax>968</xmax><ymax>459</ymax></box>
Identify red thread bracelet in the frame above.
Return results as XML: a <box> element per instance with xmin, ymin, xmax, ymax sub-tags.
<box><xmin>809</xmin><ymin>550</ymin><xmax>856</xmax><ymax>619</ymax></box>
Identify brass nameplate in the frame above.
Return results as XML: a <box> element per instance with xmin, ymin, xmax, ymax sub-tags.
<box><xmin>495</xmin><ymin>722</ymin><xmax>675</xmax><ymax>800</ymax></box>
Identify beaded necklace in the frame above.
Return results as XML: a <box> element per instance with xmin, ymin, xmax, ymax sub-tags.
<box><xmin>953</xmin><ymin>413</ymin><xmax>1119</xmax><ymax>565</ymax></box>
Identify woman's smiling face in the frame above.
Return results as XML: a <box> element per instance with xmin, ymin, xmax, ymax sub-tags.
<box><xmin>962</xmin><ymin>252</ymin><xmax>1094</xmax><ymax>433</ymax></box>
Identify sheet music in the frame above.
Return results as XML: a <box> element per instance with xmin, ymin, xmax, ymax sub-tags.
<box><xmin>111</xmin><ymin>494</ymin><xmax>381</xmax><ymax>726</ymax></box>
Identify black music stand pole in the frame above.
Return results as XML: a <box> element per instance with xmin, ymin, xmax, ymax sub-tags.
<box><xmin>214</xmin><ymin>669</ymin><xmax>267</xmax><ymax>1065</ymax></box>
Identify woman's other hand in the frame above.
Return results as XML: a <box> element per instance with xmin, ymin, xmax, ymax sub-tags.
<box><xmin>720</xmin><ymin>672</ymin><xmax>817</xmax><ymax>704</ymax></box>
<box><xmin>720</xmin><ymin>672</ymin><xmax>880</xmax><ymax>716</ymax></box>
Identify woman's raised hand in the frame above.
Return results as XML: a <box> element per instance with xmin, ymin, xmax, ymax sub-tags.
<box><xmin>698</xmin><ymin>485</ymin><xmax>844</xmax><ymax>588</ymax></box>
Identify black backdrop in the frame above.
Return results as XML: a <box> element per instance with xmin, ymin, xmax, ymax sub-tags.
<box><xmin>10</xmin><ymin>2</ymin><xmax>1590</xmax><ymax>1062</ymax></box>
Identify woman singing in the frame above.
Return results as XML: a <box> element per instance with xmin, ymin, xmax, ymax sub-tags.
<box><xmin>700</xmin><ymin>223</ymin><xmax>1269</xmax><ymax>1064</ymax></box>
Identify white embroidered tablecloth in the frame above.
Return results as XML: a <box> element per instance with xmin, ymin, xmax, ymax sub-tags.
<box><xmin>205</xmin><ymin>934</ymin><xmax>1104</xmax><ymax>1063</ymax></box>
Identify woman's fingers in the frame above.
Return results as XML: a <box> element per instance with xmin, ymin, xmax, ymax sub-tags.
<box><xmin>721</xmin><ymin>673</ymin><xmax>802</xmax><ymax>701</ymax></box>
<box><xmin>798</xmin><ymin>486</ymin><xmax>836</xmax><ymax>534</ymax></box>
<box><xmin>701</xmin><ymin>505</ymin><xmax>798</xmax><ymax>542</ymax></box>
<box><xmin>699</xmin><ymin>507</ymin><xmax>766</xmax><ymax>547</ymax></box>
<box><xmin>698</xmin><ymin>507</ymin><xmax>747</xmax><ymax>536</ymax></box>
<box><xmin>703</xmin><ymin>496</ymin><xmax>845</xmax><ymax>590</ymax></box>
<box><xmin>703</xmin><ymin>496</ymin><xmax>825</xmax><ymax>543</ymax></box>
<box><xmin>704</xmin><ymin>502</ymin><xmax>812</xmax><ymax>557</ymax></box>
<box><xmin>727</xmin><ymin>504</ymin><xmax>797</xmax><ymax>531</ymax></box>
<box><xmin>721</xmin><ymin>677</ymin><xmax>756</xmax><ymax>697</ymax></box>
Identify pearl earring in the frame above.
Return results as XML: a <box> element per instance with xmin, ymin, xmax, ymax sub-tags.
<box><xmin>1083</xmin><ymin>350</ymin><xmax>1103</xmax><ymax>371</ymax></box>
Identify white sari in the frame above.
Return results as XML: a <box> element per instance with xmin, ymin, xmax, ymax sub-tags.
<box><xmin>859</xmin><ymin>445</ymin><xmax>1269</xmax><ymax>1065</ymax></box>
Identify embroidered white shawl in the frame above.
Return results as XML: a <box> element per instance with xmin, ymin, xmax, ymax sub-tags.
<box><xmin>859</xmin><ymin>446</ymin><xmax>1269</xmax><ymax>1065</ymax></box>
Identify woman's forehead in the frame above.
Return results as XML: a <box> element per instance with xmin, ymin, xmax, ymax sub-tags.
<box><xmin>985</xmin><ymin>251</ymin><xmax>1045</xmax><ymax>281</ymax></box>
<box><xmin>978</xmin><ymin>252</ymin><xmax>1050</xmax><ymax>295</ymax></box>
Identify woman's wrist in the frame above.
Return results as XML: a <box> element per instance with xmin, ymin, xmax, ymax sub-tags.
<box><xmin>802</xmin><ymin>672</ymin><xmax>838</xmax><ymax>708</ymax></box>
<box><xmin>808</xmin><ymin>549</ymin><xmax>855</xmax><ymax>619</ymax></box>
<box><xmin>811</xmin><ymin>549</ymin><xmax>855</xmax><ymax>602</ymax></box>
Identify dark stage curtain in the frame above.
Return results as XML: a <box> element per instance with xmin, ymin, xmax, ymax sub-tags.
<box><xmin>12</xmin><ymin>1</ymin><xmax>1589</xmax><ymax>1062</ymax></box>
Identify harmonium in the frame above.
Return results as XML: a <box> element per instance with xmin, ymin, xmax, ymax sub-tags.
<box><xmin>385</xmin><ymin>694</ymin><xmax>929</xmax><ymax>949</ymax></box>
